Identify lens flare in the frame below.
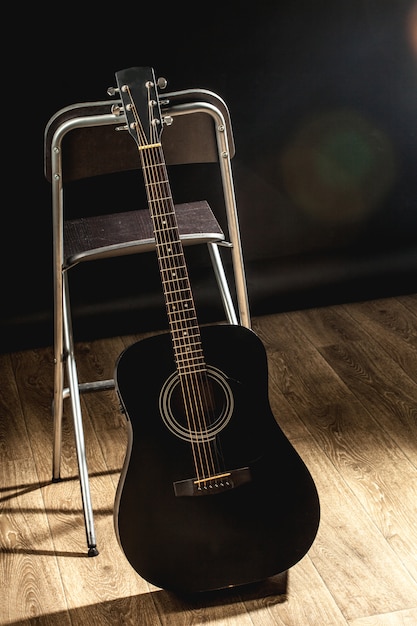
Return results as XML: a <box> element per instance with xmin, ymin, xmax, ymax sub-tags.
<box><xmin>280</xmin><ymin>109</ymin><xmax>397</xmax><ymax>223</ymax></box>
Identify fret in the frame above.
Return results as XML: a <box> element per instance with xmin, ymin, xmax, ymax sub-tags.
<box><xmin>146</xmin><ymin>186</ymin><xmax>170</xmax><ymax>195</ymax></box>
<box><xmin>152</xmin><ymin>216</ymin><xmax>176</xmax><ymax>223</ymax></box>
<box><xmin>172</xmin><ymin>339</ymin><xmax>202</xmax><ymax>354</ymax></box>
<box><xmin>153</xmin><ymin>218</ymin><xmax>178</xmax><ymax>228</ymax></box>
<box><xmin>177</xmin><ymin>366</ymin><xmax>207</xmax><ymax>377</ymax></box>
<box><xmin>168</xmin><ymin>316</ymin><xmax>196</xmax><ymax>323</ymax></box>
<box><xmin>154</xmin><ymin>230</ymin><xmax>177</xmax><ymax>238</ymax></box>
<box><xmin>158</xmin><ymin>254</ymin><xmax>185</xmax><ymax>265</ymax></box>
<box><xmin>168</xmin><ymin>317</ymin><xmax>198</xmax><ymax>329</ymax></box>
<box><xmin>160</xmin><ymin>278</ymin><xmax>189</xmax><ymax>288</ymax></box>
<box><xmin>170</xmin><ymin>303</ymin><xmax>198</xmax><ymax>315</ymax></box>
<box><xmin>167</xmin><ymin>307</ymin><xmax>195</xmax><ymax>317</ymax></box>
<box><xmin>148</xmin><ymin>196</ymin><xmax>172</xmax><ymax>204</ymax></box>
<box><xmin>153</xmin><ymin>225</ymin><xmax>177</xmax><ymax>232</ymax></box>
<box><xmin>170</xmin><ymin>324</ymin><xmax>200</xmax><ymax>333</ymax></box>
<box><xmin>166</xmin><ymin>300</ymin><xmax>195</xmax><ymax>310</ymax></box>
<box><xmin>172</xmin><ymin>342</ymin><xmax>202</xmax><ymax>352</ymax></box>
<box><xmin>173</xmin><ymin>347</ymin><xmax>201</xmax><ymax>359</ymax></box>
<box><xmin>169</xmin><ymin>324</ymin><xmax>199</xmax><ymax>335</ymax></box>
<box><xmin>163</xmin><ymin>288</ymin><xmax>193</xmax><ymax>300</ymax></box>
<box><xmin>175</xmin><ymin>354</ymin><xmax>205</xmax><ymax>368</ymax></box>
<box><xmin>157</xmin><ymin>244</ymin><xmax>182</xmax><ymax>251</ymax></box>
<box><xmin>177</xmin><ymin>361</ymin><xmax>207</xmax><ymax>373</ymax></box>
<box><xmin>145</xmin><ymin>177</ymin><xmax>170</xmax><ymax>186</ymax></box>
<box><xmin>172</xmin><ymin>340</ymin><xmax>201</xmax><ymax>352</ymax></box>
<box><xmin>173</xmin><ymin>346</ymin><xmax>203</xmax><ymax>359</ymax></box>
<box><xmin>142</xmin><ymin>161</ymin><xmax>165</xmax><ymax>171</ymax></box>
<box><xmin>177</xmin><ymin>350</ymin><xmax>204</xmax><ymax>369</ymax></box>
<box><xmin>161</xmin><ymin>281</ymin><xmax>190</xmax><ymax>293</ymax></box>
<box><xmin>150</xmin><ymin>207</ymin><xmax>175</xmax><ymax>216</ymax></box>
<box><xmin>171</xmin><ymin>325</ymin><xmax>201</xmax><ymax>337</ymax></box>
<box><xmin>154</xmin><ymin>231</ymin><xmax>180</xmax><ymax>239</ymax></box>
<box><xmin>172</xmin><ymin>331</ymin><xmax>202</xmax><ymax>344</ymax></box>
<box><xmin>171</xmin><ymin>335</ymin><xmax>201</xmax><ymax>345</ymax></box>
<box><xmin>167</xmin><ymin>303</ymin><xmax>197</xmax><ymax>315</ymax></box>
<box><xmin>176</xmin><ymin>363</ymin><xmax>206</xmax><ymax>376</ymax></box>
<box><xmin>171</xmin><ymin>327</ymin><xmax>201</xmax><ymax>337</ymax></box>
<box><xmin>166</xmin><ymin>291</ymin><xmax>195</xmax><ymax>308</ymax></box>
<box><xmin>159</xmin><ymin>262</ymin><xmax>188</xmax><ymax>273</ymax></box>
<box><xmin>161</xmin><ymin>283</ymin><xmax>190</xmax><ymax>293</ymax></box>
<box><xmin>159</xmin><ymin>259</ymin><xmax>184</xmax><ymax>269</ymax></box>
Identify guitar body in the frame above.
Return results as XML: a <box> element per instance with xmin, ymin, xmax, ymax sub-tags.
<box><xmin>114</xmin><ymin>323</ymin><xmax>320</xmax><ymax>593</ymax></box>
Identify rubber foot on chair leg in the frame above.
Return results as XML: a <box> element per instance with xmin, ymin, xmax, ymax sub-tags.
<box><xmin>88</xmin><ymin>546</ymin><xmax>99</xmax><ymax>557</ymax></box>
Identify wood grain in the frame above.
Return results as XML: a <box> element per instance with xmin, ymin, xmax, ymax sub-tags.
<box><xmin>1</xmin><ymin>295</ymin><xmax>417</xmax><ymax>625</ymax></box>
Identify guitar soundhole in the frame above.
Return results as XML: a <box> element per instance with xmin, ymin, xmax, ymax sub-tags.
<box><xmin>159</xmin><ymin>365</ymin><xmax>234</xmax><ymax>442</ymax></box>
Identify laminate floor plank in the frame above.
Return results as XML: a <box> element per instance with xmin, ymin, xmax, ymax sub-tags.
<box><xmin>275</xmin><ymin>302</ymin><xmax>417</xmax><ymax>466</ymax></box>
<box><xmin>0</xmin><ymin>351</ymin><xmax>70</xmax><ymax>625</ymax></box>
<box><xmin>2</xmin><ymin>295</ymin><xmax>417</xmax><ymax>625</ymax></box>
<box><xmin>342</xmin><ymin>298</ymin><xmax>417</xmax><ymax>382</ymax></box>
<box><xmin>254</xmin><ymin>310</ymin><xmax>417</xmax><ymax>620</ymax></box>
<box><xmin>348</xmin><ymin>607</ymin><xmax>417</xmax><ymax>625</ymax></box>
<box><xmin>296</xmin><ymin>438</ymin><xmax>417</xmax><ymax>622</ymax></box>
<box><xmin>0</xmin><ymin>459</ymin><xmax>72</xmax><ymax>626</ymax></box>
<box><xmin>320</xmin><ymin>337</ymin><xmax>417</xmax><ymax>464</ymax></box>
<box><xmin>279</xmin><ymin>307</ymin><xmax>417</xmax><ymax>580</ymax></box>
<box><xmin>396</xmin><ymin>293</ymin><xmax>417</xmax><ymax>315</ymax></box>
<box><xmin>0</xmin><ymin>353</ymin><xmax>33</xmax><ymax>463</ymax></box>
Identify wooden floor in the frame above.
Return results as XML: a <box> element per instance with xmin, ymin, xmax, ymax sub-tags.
<box><xmin>1</xmin><ymin>294</ymin><xmax>417</xmax><ymax>625</ymax></box>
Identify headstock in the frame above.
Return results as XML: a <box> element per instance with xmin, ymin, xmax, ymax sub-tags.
<box><xmin>113</xmin><ymin>66</ymin><xmax>164</xmax><ymax>149</ymax></box>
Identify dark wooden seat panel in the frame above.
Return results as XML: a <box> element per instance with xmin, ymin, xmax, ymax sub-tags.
<box><xmin>64</xmin><ymin>201</ymin><xmax>225</xmax><ymax>267</ymax></box>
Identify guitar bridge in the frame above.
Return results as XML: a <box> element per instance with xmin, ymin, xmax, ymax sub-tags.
<box><xmin>173</xmin><ymin>467</ymin><xmax>251</xmax><ymax>497</ymax></box>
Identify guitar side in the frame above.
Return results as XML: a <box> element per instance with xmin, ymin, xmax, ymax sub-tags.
<box><xmin>114</xmin><ymin>324</ymin><xmax>320</xmax><ymax>593</ymax></box>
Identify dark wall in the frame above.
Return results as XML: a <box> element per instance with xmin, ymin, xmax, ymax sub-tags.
<box><xmin>3</xmin><ymin>1</ymin><xmax>417</xmax><ymax>352</ymax></box>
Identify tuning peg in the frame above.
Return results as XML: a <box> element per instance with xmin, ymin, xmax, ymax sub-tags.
<box><xmin>107</xmin><ymin>86</ymin><xmax>120</xmax><ymax>96</ymax></box>
<box><xmin>111</xmin><ymin>104</ymin><xmax>124</xmax><ymax>116</ymax></box>
<box><xmin>157</xmin><ymin>77</ymin><xmax>167</xmax><ymax>89</ymax></box>
<box><xmin>163</xmin><ymin>115</ymin><xmax>173</xmax><ymax>126</ymax></box>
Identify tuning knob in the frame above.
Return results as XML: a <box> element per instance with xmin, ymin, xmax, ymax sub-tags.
<box><xmin>107</xmin><ymin>86</ymin><xmax>120</xmax><ymax>96</ymax></box>
<box><xmin>111</xmin><ymin>104</ymin><xmax>124</xmax><ymax>116</ymax></box>
<box><xmin>157</xmin><ymin>77</ymin><xmax>167</xmax><ymax>89</ymax></box>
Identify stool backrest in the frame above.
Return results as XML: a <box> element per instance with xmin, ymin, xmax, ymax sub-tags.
<box><xmin>44</xmin><ymin>89</ymin><xmax>235</xmax><ymax>184</ymax></box>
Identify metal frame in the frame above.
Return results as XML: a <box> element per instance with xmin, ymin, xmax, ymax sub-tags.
<box><xmin>48</xmin><ymin>89</ymin><xmax>251</xmax><ymax>554</ymax></box>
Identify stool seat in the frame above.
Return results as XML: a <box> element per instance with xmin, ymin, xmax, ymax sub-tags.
<box><xmin>64</xmin><ymin>201</ymin><xmax>224</xmax><ymax>268</ymax></box>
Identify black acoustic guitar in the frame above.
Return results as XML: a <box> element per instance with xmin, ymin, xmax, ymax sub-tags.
<box><xmin>113</xmin><ymin>66</ymin><xmax>320</xmax><ymax>593</ymax></box>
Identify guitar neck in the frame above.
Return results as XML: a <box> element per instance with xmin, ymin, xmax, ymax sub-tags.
<box><xmin>139</xmin><ymin>144</ymin><xmax>206</xmax><ymax>376</ymax></box>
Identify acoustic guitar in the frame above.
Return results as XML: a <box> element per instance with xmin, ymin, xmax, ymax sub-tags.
<box><xmin>113</xmin><ymin>66</ymin><xmax>320</xmax><ymax>593</ymax></box>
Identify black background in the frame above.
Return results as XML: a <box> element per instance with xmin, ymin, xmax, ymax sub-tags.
<box><xmin>3</xmin><ymin>1</ymin><xmax>417</xmax><ymax>352</ymax></box>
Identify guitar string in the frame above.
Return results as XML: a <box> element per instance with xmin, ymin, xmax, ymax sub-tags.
<box><xmin>140</xmin><ymin>115</ymin><xmax>209</xmax><ymax>477</ymax></box>
<box><xmin>143</xmin><ymin>97</ymin><xmax>225</xmax><ymax>486</ymax></box>
<box><xmin>146</xmin><ymin>144</ymin><xmax>216</xmax><ymax>484</ymax></box>
<box><xmin>127</xmin><ymin>83</ymin><xmax>220</xmax><ymax>485</ymax></box>
<box><xmin>146</xmin><ymin>140</ymin><xmax>218</xmax><ymax>483</ymax></box>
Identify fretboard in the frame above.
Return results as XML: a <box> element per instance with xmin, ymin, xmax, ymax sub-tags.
<box><xmin>140</xmin><ymin>144</ymin><xmax>206</xmax><ymax>377</ymax></box>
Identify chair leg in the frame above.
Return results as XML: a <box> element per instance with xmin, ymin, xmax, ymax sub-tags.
<box><xmin>207</xmin><ymin>242</ymin><xmax>238</xmax><ymax>325</ymax></box>
<box><xmin>62</xmin><ymin>275</ymin><xmax>99</xmax><ymax>556</ymax></box>
<box><xmin>52</xmin><ymin>264</ymin><xmax>65</xmax><ymax>482</ymax></box>
<box><xmin>52</xmin><ymin>337</ymin><xmax>65</xmax><ymax>482</ymax></box>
